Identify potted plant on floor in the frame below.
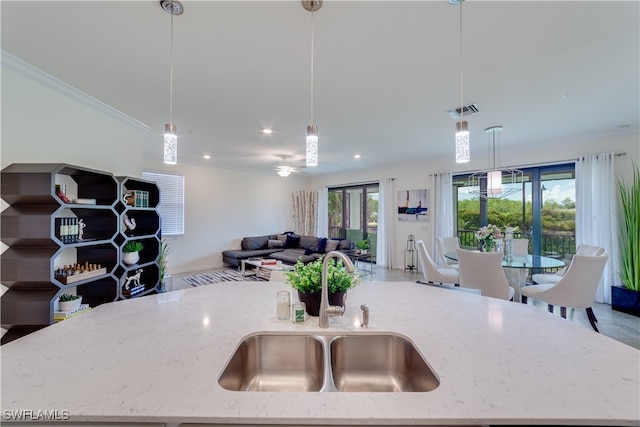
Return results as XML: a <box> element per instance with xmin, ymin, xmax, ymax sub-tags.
<box><xmin>285</xmin><ymin>256</ymin><xmax>360</xmax><ymax>316</ymax></box>
<box><xmin>122</xmin><ymin>241</ymin><xmax>144</xmax><ymax>265</ymax></box>
<box><xmin>612</xmin><ymin>162</ymin><xmax>640</xmax><ymax>316</ymax></box>
<box><xmin>157</xmin><ymin>239</ymin><xmax>172</xmax><ymax>293</ymax></box>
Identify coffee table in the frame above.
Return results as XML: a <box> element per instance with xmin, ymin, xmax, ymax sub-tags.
<box><xmin>241</xmin><ymin>259</ymin><xmax>294</xmax><ymax>280</ymax></box>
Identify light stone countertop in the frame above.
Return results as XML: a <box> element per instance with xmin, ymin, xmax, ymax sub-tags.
<box><xmin>1</xmin><ymin>281</ymin><xmax>639</xmax><ymax>426</ymax></box>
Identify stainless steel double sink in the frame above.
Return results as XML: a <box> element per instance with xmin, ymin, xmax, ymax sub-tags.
<box><xmin>218</xmin><ymin>332</ymin><xmax>439</xmax><ymax>393</ymax></box>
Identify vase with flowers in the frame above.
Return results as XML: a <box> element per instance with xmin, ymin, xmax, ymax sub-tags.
<box><xmin>475</xmin><ymin>224</ymin><xmax>502</xmax><ymax>252</ymax></box>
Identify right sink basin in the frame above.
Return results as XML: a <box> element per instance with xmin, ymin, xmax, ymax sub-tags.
<box><xmin>329</xmin><ymin>334</ymin><xmax>440</xmax><ymax>392</ymax></box>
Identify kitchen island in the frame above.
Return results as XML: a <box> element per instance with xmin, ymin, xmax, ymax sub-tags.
<box><xmin>2</xmin><ymin>281</ymin><xmax>639</xmax><ymax>426</ymax></box>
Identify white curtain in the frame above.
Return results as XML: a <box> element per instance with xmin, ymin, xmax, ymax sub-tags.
<box><xmin>432</xmin><ymin>172</ymin><xmax>454</xmax><ymax>267</ymax></box>
<box><xmin>377</xmin><ymin>178</ymin><xmax>396</xmax><ymax>268</ymax></box>
<box><xmin>316</xmin><ymin>186</ymin><xmax>328</xmax><ymax>237</ymax></box>
<box><xmin>576</xmin><ymin>152</ymin><xmax>620</xmax><ymax>304</ymax></box>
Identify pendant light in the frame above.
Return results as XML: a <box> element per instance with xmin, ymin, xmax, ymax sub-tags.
<box><xmin>303</xmin><ymin>0</ymin><xmax>322</xmax><ymax>167</ymax></box>
<box><xmin>466</xmin><ymin>126</ymin><xmax>524</xmax><ymax>200</ymax></box>
<box><xmin>161</xmin><ymin>0</ymin><xmax>183</xmax><ymax>165</ymax></box>
<box><xmin>454</xmin><ymin>0</ymin><xmax>470</xmax><ymax>164</ymax></box>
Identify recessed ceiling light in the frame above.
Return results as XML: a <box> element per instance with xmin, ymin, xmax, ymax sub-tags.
<box><xmin>203</xmin><ymin>154</ymin><xmax>211</xmax><ymax>160</ymax></box>
<box><xmin>353</xmin><ymin>154</ymin><xmax>361</xmax><ymax>159</ymax></box>
<box><xmin>262</xmin><ymin>128</ymin><xmax>273</xmax><ymax>135</ymax></box>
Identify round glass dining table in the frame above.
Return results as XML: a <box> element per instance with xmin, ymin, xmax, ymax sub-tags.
<box><xmin>445</xmin><ymin>251</ymin><xmax>566</xmax><ymax>302</ymax></box>
<box><xmin>444</xmin><ymin>251</ymin><xmax>565</xmax><ymax>270</ymax></box>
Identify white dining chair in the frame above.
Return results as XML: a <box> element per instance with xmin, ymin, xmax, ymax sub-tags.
<box><xmin>531</xmin><ymin>244</ymin><xmax>604</xmax><ymax>285</ymax></box>
<box><xmin>456</xmin><ymin>249</ymin><xmax>515</xmax><ymax>301</ymax></box>
<box><xmin>436</xmin><ymin>237</ymin><xmax>460</xmax><ymax>269</ymax></box>
<box><xmin>416</xmin><ymin>240</ymin><xmax>459</xmax><ymax>285</ymax></box>
<box><xmin>521</xmin><ymin>253</ymin><xmax>609</xmax><ymax>332</ymax></box>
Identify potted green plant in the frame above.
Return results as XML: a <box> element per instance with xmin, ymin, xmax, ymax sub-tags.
<box><xmin>612</xmin><ymin>162</ymin><xmax>640</xmax><ymax>316</ymax></box>
<box><xmin>356</xmin><ymin>239</ymin><xmax>370</xmax><ymax>254</ymax></box>
<box><xmin>122</xmin><ymin>241</ymin><xmax>144</xmax><ymax>265</ymax></box>
<box><xmin>157</xmin><ymin>240</ymin><xmax>172</xmax><ymax>293</ymax></box>
<box><xmin>58</xmin><ymin>293</ymin><xmax>82</xmax><ymax>311</ymax></box>
<box><xmin>285</xmin><ymin>256</ymin><xmax>360</xmax><ymax>316</ymax></box>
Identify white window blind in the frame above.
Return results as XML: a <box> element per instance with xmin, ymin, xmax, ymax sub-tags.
<box><xmin>142</xmin><ymin>171</ymin><xmax>184</xmax><ymax>236</ymax></box>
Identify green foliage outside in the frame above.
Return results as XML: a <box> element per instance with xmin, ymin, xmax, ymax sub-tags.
<box><xmin>457</xmin><ymin>197</ymin><xmax>576</xmax><ymax>256</ymax></box>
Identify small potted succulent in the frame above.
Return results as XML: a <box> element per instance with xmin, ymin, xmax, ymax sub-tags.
<box><xmin>58</xmin><ymin>293</ymin><xmax>82</xmax><ymax>311</ymax></box>
<box><xmin>285</xmin><ymin>256</ymin><xmax>360</xmax><ymax>316</ymax></box>
<box><xmin>122</xmin><ymin>241</ymin><xmax>144</xmax><ymax>265</ymax></box>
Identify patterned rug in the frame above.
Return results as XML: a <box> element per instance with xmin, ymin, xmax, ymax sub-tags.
<box><xmin>183</xmin><ymin>269</ymin><xmax>266</xmax><ymax>286</ymax></box>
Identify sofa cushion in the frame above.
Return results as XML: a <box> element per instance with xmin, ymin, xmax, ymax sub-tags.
<box><xmin>284</xmin><ymin>234</ymin><xmax>301</xmax><ymax>249</ymax></box>
<box><xmin>242</xmin><ymin>235</ymin><xmax>269</xmax><ymax>251</ymax></box>
<box><xmin>325</xmin><ymin>239</ymin><xmax>339</xmax><ymax>252</ymax></box>
<box><xmin>299</xmin><ymin>235</ymin><xmax>320</xmax><ymax>251</ymax></box>
<box><xmin>271</xmin><ymin>249</ymin><xmax>315</xmax><ymax>265</ymax></box>
<box><xmin>338</xmin><ymin>239</ymin><xmax>353</xmax><ymax>250</ymax></box>
<box><xmin>268</xmin><ymin>239</ymin><xmax>284</xmax><ymax>249</ymax></box>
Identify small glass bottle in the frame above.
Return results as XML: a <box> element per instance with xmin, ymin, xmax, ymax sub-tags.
<box><xmin>276</xmin><ymin>291</ymin><xmax>291</xmax><ymax>320</ymax></box>
<box><xmin>291</xmin><ymin>302</ymin><xmax>306</xmax><ymax>324</ymax></box>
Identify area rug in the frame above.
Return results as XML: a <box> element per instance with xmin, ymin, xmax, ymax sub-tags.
<box><xmin>183</xmin><ymin>269</ymin><xmax>266</xmax><ymax>286</ymax></box>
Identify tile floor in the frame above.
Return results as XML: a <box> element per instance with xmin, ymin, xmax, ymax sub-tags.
<box><xmin>172</xmin><ymin>264</ymin><xmax>640</xmax><ymax>350</ymax></box>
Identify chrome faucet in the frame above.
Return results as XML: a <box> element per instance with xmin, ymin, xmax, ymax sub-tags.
<box><xmin>319</xmin><ymin>251</ymin><xmax>355</xmax><ymax>328</ymax></box>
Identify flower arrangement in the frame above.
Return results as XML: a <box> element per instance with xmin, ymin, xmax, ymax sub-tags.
<box><xmin>285</xmin><ymin>256</ymin><xmax>361</xmax><ymax>294</ymax></box>
<box><xmin>475</xmin><ymin>224</ymin><xmax>502</xmax><ymax>252</ymax></box>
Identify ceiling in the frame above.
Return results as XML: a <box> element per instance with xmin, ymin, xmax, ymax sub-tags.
<box><xmin>2</xmin><ymin>1</ymin><xmax>638</xmax><ymax>176</ymax></box>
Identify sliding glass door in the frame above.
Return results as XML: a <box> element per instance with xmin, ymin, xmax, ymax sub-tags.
<box><xmin>453</xmin><ymin>163</ymin><xmax>575</xmax><ymax>259</ymax></box>
<box><xmin>328</xmin><ymin>184</ymin><xmax>379</xmax><ymax>255</ymax></box>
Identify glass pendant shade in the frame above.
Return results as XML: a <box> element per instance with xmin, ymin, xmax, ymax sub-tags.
<box><xmin>487</xmin><ymin>170</ymin><xmax>503</xmax><ymax>195</ymax></box>
<box><xmin>164</xmin><ymin>123</ymin><xmax>177</xmax><ymax>165</ymax></box>
<box><xmin>306</xmin><ymin>124</ymin><xmax>318</xmax><ymax>167</ymax></box>
<box><xmin>455</xmin><ymin>120</ymin><xmax>470</xmax><ymax>163</ymax></box>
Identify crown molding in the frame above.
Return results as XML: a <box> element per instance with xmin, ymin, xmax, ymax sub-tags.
<box><xmin>1</xmin><ymin>50</ymin><xmax>150</xmax><ymax>133</ymax></box>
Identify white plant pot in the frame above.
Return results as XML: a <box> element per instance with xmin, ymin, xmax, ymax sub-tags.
<box><xmin>59</xmin><ymin>297</ymin><xmax>82</xmax><ymax>311</ymax></box>
<box><xmin>123</xmin><ymin>251</ymin><xmax>140</xmax><ymax>265</ymax></box>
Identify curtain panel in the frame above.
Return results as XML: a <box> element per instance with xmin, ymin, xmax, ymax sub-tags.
<box><xmin>576</xmin><ymin>152</ymin><xmax>620</xmax><ymax>304</ymax></box>
<box><xmin>432</xmin><ymin>172</ymin><xmax>454</xmax><ymax>266</ymax></box>
<box><xmin>377</xmin><ymin>178</ymin><xmax>396</xmax><ymax>268</ymax></box>
<box><xmin>292</xmin><ymin>190</ymin><xmax>318</xmax><ymax>236</ymax></box>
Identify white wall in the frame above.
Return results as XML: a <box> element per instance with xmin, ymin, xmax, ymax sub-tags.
<box><xmin>308</xmin><ymin>130</ymin><xmax>639</xmax><ymax>271</ymax></box>
<box><xmin>1</xmin><ymin>53</ymin><xmax>148</xmax><ymax>174</ymax></box>
<box><xmin>144</xmin><ymin>161</ymin><xmax>309</xmax><ymax>274</ymax></box>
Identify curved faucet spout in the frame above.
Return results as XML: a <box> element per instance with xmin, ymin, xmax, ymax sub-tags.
<box><xmin>320</xmin><ymin>251</ymin><xmax>355</xmax><ymax>328</ymax></box>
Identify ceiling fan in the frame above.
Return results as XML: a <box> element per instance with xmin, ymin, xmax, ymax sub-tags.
<box><xmin>274</xmin><ymin>156</ymin><xmax>306</xmax><ymax>177</ymax></box>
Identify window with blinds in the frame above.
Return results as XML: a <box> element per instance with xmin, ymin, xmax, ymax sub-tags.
<box><xmin>142</xmin><ymin>171</ymin><xmax>185</xmax><ymax>236</ymax></box>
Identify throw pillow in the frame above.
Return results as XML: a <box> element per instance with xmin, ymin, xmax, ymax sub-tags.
<box><xmin>268</xmin><ymin>239</ymin><xmax>284</xmax><ymax>249</ymax></box>
<box><xmin>325</xmin><ymin>239</ymin><xmax>339</xmax><ymax>252</ymax></box>
<box><xmin>242</xmin><ymin>236</ymin><xmax>269</xmax><ymax>251</ymax></box>
<box><xmin>284</xmin><ymin>234</ymin><xmax>301</xmax><ymax>249</ymax></box>
<box><xmin>317</xmin><ymin>237</ymin><xmax>328</xmax><ymax>253</ymax></box>
<box><xmin>276</xmin><ymin>234</ymin><xmax>287</xmax><ymax>243</ymax></box>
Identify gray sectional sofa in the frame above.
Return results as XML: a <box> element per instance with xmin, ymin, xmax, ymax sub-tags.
<box><xmin>222</xmin><ymin>233</ymin><xmax>353</xmax><ymax>267</ymax></box>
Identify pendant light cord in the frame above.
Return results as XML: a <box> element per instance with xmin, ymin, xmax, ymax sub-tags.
<box><xmin>310</xmin><ymin>9</ymin><xmax>315</xmax><ymax>125</ymax></box>
<box><xmin>459</xmin><ymin>1</ymin><xmax>464</xmax><ymax>122</ymax></box>
<box><xmin>169</xmin><ymin>2</ymin><xmax>175</xmax><ymax>124</ymax></box>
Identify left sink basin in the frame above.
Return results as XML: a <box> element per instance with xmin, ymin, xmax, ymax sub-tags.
<box><xmin>218</xmin><ymin>333</ymin><xmax>325</xmax><ymax>392</ymax></box>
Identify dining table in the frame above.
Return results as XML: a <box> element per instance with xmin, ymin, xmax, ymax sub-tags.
<box><xmin>445</xmin><ymin>251</ymin><xmax>566</xmax><ymax>302</ymax></box>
